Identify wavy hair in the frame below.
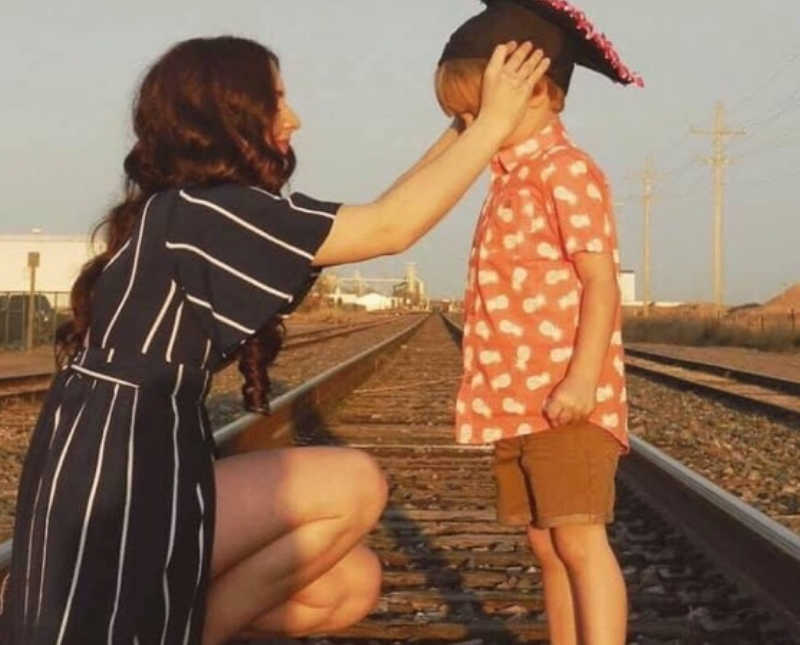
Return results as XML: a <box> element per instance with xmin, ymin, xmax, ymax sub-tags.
<box><xmin>57</xmin><ymin>36</ymin><xmax>295</xmax><ymax>413</ymax></box>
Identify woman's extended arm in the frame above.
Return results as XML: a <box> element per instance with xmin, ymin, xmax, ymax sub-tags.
<box><xmin>313</xmin><ymin>43</ymin><xmax>549</xmax><ymax>267</ymax></box>
<box><xmin>376</xmin><ymin>118</ymin><xmax>463</xmax><ymax>200</ymax></box>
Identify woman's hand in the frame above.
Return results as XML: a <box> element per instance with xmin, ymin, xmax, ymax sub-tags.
<box><xmin>311</xmin><ymin>44</ymin><xmax>549</xmax><ymax>268</ymax></box>
<box><xmin>544</xmin><ymin>374</ymin><xmax>597</xmax><ymax>428</ymax></box>
<box><xmin>477</xmin><ymin>42</ymin><xmax>550</xmax><ymax>139</ymax></box>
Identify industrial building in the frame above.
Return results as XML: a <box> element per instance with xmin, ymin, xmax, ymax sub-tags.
<box><xmin>0</xmin><ymin>233</ymin><xmax>101</xmax><ymax>299</ymax></box>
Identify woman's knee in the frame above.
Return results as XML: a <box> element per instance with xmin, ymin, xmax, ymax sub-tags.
<box><xmin>338</xmin><ymin>449</ymin><xmax>388</xmax><ymax>528</ymax></box>
<box><xmin>345</xmin><ymin>546</ymin><xmax>383</xmax><ymax>614</ymax></box>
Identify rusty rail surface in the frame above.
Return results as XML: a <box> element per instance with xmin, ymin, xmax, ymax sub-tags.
<box><xmin>0</xmin><ymin>316</ymin><xmax>426</xmax><ymax>578</ymax></box>
<box><xmin>443</xmin><ymin>313</ymin><xmax>800</xmax><ymax>636</ymax></box>
<box><xmin>3</xmin><ymin>313</ymin><xmax>799</xmax><ymax>642</ymax></box>
<box><xmin>624</xmin><ymin>347</ymin><xmax>800</xmax><ymax>417</ymax></box>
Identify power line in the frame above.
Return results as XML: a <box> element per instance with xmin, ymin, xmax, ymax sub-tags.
<box><xmin>727</xmin><ymin>49</ymin><xmax>800</xmax><ymax>117</ymax></box>
<box><xmin>629</xmin><ymin>157</ymin><xmax>659</xmax><ymax>311</ymax></box>
<box><xmin>738</xmin><ymin>86</ymin><xmax>800</xmax><ymax>131</ymax></box>
<box><xmin>691</xmin><ymin>102</ymin><xmax>746</xmax><ymax>308</ymax></box>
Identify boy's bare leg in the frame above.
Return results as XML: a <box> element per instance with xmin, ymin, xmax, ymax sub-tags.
<box><xmin>527</xmin><ymin>527</ymin><xmax>578</xmax><ymax>645</ymax></box>
<box><xmin>552</xmin><ymin>524</ymin><xmax>628</xmax><ymax>645</ymax></box>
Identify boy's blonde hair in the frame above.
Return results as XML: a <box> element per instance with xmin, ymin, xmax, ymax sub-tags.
<box><xmin>435</xmin><ymin>58</ymin><xmax>565</xmax><ymax>118</ymax></box>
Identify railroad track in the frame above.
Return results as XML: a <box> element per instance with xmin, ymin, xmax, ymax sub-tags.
<box><xmin>0</xmin><ymin>371</ymin><xmax>54</xmax><ymax>401</ymax></box>
<box><xmin>0</xmin><ymin>317</ymin><xmax>403</xmax><ymax>403</ymax></box>
<box><xmin>624</xmin><ymin>345</ymin><xmax>800</xmax><ymax>418</ymax></box>
<box><xmin>226</xmin><ymin>315</ymin><xmax>800</xmax><ymax>642</ymax></box>
<box><xmin>282</xmin><ymin>317</ymin><xmax>400</xmax><ymax>350</ymax></box>
<box><xmin>2</xmin><ymin>315</ymin><xmax>799</xmax><ymax>642</ymax></box>
<box><xmin>444</xmin><ymin>314</ymin><xmax>800</xmax><ymax>419</ymax></box>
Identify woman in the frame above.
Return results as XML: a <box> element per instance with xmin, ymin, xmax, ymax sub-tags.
<box><xmin>0</xmin><ymin>36</ymin><xmax>549</xmax><ymax>644</ymax></box>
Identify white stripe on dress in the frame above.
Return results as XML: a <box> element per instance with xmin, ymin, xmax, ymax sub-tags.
<box><xmin>160</xmin><ymin>365</ymin><xmax>184</xmax><ymax>645</ymax></box>
<box><xmin>142</xmin><ymin>280</ymin><xmax>177</xmax><ymax>354</ymax></box>
<box><xmin>30</xmin><ymin>403</ymin><xmax>86</xmax><ymax>626</ymax></box>
<box><xmin>179</xmin><ymin>190</ymin><xmax>314</xmax><ymax>260</ymax></box>
<box><xmin>166</xmin><ymin>302</ymin><xmax>184</xmax><ymax>364</ymax></box>
<box><xmin>102</xmin><ymin>195</ymin><xmax>156</xmax><ymax>348</ymax></box>
<box><xmin>201</xmin><ymin>339</ymin><xmax>212</xmax><ymax>370</ymax></box>
<box><xmin>165</xmin><ymin>243</ymin><xmax>293</xmax><ymax>302</ymax></box>
<box><xmin>0</xmin><ymin>572</ymin><xmax>9</xmax><ymax>616</ymax></box>
<box><xmin>185</xmin><ymin>295</ymin><xmax>255</xmax><ymax>335</ymax></box>
<box><xmin>56</xmin><ymin>384</ymin><xmax>120</xmax><ymax>645</ymax></box>
<box><xmin>107</xmin><ymin>388</ymin><xmax>139</xmax><ymax>644</ymax></box>
<box><xmin>198</xmin><ymin>371</ymin><xmax>210</xmax><ymax>407</ymax></box>
<box><xmin>28</xmin><ymin>405</ymin><xmax>62</xmax><ymax>624</ymax></box>
<box><xmin>70</xmin><ymin>365</ymin><xmax>137</xmax><ymax>389</ymax></box>
<box><xmin>249</xmin><ymin>186</ymin><xmax>336</xmax><ymax>220</ymax></box>
<box><xmin>287</xmin><ymin>194</ymin><xmax>337</xmax><ymax>220</ymax></box>
<box><xmin>106</xmin><ymin>348</ymin><xmax>115</xmax><ymax>363</ymax></box>
<box><xmin>102</xmin><ymin>239</ymin><xmax>131</xmax><ymax>273</ymax></box>
<box><xmin>181</xmin><ymin>485</ymin><xmax>206</xmax><ymax>645</ymax></box>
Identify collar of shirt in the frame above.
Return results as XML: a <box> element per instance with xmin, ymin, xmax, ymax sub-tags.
<box><xmin>492</xmin><ymin>117</ymin><xmax>569</xmax><ymax>176</ymax></box>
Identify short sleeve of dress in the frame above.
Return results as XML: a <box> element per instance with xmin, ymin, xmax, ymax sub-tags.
<box><xmin>166</xmin><ymin>184</ymin><xmax>340</xmax><ymax>354</ymax></box>
<box><xmin>545</xmin><ymin>153</ymin><xmax>614</xmax><ymax>259</ymax></box>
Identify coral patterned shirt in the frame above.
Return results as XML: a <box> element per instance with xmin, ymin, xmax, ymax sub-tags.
<box><xmin>456</xmin><ymin>118</ymin><xmax>629</xmax><ymax>450</ymax></box>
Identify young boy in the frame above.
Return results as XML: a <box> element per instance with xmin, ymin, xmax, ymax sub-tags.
<box><xmin>438</xmin><ymin>2</ymin><xmax>643</xmax><ymax>643</ymax></box>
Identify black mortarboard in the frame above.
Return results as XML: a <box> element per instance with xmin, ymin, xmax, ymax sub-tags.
<box><xmin>439</xmin><ymin>0</ymin><xmax>643</xmax><ymax>94</ymax></box>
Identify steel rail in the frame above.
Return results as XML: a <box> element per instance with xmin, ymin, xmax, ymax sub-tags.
<box><xmin>625</xmin><ymin>345</ymin><xmax>800</xmax><ymax>397</ymax></box>
<box><xmin>0</xmin><ymin>314</ymin><xmax>428</xmax><ymax>576</ymax></box>
<box><xmin>440</xmin><ymin>314</ymin><xmax>800</xmax><ymax>631</ymax></box>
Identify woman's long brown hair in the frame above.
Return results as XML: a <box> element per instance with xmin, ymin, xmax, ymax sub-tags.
<box><xmin>57</xmin><ymin>36</ymin><xmax>295</xmax><ymax>413</ymax></box>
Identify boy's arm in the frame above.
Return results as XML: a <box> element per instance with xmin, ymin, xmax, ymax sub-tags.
<box><xmin>538</xmin><ymin>154</ymin><xmax>619</xmax><ymax>428</ymax></box>
<box><xmin>544</xmin><ymin>252</ymin><xmax>619</xmax><ymax>427</ymax></box>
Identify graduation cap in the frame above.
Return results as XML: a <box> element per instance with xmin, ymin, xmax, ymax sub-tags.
<box><xmin>439</xmin><ymin>0</ymin><xmax>643</xmax><ymax>94</ymax></box>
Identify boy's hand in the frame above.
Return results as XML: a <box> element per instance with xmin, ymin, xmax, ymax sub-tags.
<box><xmin>544</xmin><ymin>375</ymin><xmax>597</xmax><ymax>428</ymax></box>
<box><xmin>478</xmin><ymin>42</ymin><xmax>550</xmax><ymax>139</ymax></box>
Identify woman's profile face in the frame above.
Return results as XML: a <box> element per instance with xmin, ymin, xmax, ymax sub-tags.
<box><xmin>271</xmin><ymin>64</ymin><xmax>301</xmax><ymax>155</ymax></box>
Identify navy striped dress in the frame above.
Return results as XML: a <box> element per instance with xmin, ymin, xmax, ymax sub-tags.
<box><xmin>0</xmin><ymin>184</ymin><xmax>339</xmax><ymax>644</ymax></box>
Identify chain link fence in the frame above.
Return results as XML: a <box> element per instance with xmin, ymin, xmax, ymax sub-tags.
<box><xmin>0</xmin><ymin>292</ymin><xmax>70</xmax><ymax>350</ymax></box>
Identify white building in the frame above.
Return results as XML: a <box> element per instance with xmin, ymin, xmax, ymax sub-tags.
<box><xmin>619</xmin><ymin>271</ymin><xmax>636</xmax><ymax>306</ymax></box>
<box><xmin>326</xmin><ymin>289</ymin><xmax>400</xmax><ymax>312</ymax></box>
<box><xmin>0</xmin><ymin>233</ymin><xmax>102</xmax><ymax>302</ymax></box>
<box><xmin>356</xmin><ymin>292</ymin><xmax>399</xmax><ymax>312</ymax></box>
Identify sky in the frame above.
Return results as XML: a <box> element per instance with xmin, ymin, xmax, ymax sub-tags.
<box><xmin>2</xmin><ymin>1</ymin><xmax>799</xmax><ymax>304</ymax></box>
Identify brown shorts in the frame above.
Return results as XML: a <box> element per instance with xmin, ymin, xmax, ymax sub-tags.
<box><xmin>492</xmin><ymin>421</ymin><xmax>622</xmax><ymax>529</ymax></box>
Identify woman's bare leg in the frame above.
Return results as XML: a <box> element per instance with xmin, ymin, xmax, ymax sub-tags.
<box><xmin>203</xmin><ymin>447</ymin><xmax>387</xmax><ymax>645</ymax></box>
<box><xmin>246</xmin><ymin>543</ymin><xmax>381</xmax><ymax>636</ymax></box>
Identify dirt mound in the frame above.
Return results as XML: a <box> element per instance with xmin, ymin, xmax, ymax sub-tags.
<box><xmin>760</xmin><ymin>284</ymin><xmax>800</xmax><ymax>313</ymax></box>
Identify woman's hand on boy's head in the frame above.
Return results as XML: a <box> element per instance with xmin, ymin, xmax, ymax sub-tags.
<box><xmin>476</xmin><ymin>42</ymin><xmax>550</xmax><ymax>139</ymax></box>
<box><xmin>544</xmin><ymin>374</ymin><xmax>597</xmax><ymax>428</ymax></box>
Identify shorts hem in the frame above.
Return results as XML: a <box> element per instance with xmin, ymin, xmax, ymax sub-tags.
<box><xmin>534</xmin><ymin>512</ymin><xmax>614</xmax><ymax>529</ymax></box>
<box><xmin>496</xmin><ymin>513</ymin><xmax>533</xmax><ymax>527</ymax></box>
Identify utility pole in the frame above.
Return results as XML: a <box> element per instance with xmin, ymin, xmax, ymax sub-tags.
<box><xmin>692</xmin><ymin>102</ymin><xmax>745</xmax><ymax>309</ymax></box>
<box><xmin>631</xmin><ymin>158</ymin><xmax>657</xmax><ymax>316</ymax></box>
<box><xmin>27</xmin><ymin>252</ymin><xmax>40</xmax><ymax>351</ymax></box>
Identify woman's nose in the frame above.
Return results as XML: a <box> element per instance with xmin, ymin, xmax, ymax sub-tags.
<box><xmin>286</xmin><ymin>105</ymin><xmax>301</xmax><ymax>132</ymax></box>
